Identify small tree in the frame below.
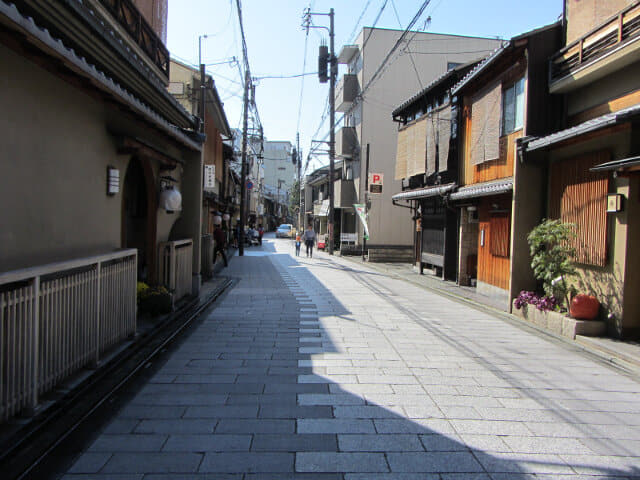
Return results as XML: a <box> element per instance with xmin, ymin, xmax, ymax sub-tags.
<box><xmin>527</xmin><ymin>219</ymin><xmax>576</xmax><ymax>309</ymax></box>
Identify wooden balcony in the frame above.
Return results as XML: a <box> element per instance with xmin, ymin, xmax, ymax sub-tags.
<box><xmin>550</xmin><ymin>2</ymin><xmax>640</xmax><ymax>92</ymax></box>
<box><xmin>100</xmin><ymin>0</ymin><xmax>170</xmax><ymax>78</ymax></box>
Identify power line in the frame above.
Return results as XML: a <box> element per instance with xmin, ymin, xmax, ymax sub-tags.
<box><xmin>350</xmin><ymin>0</ymin><xmax>432</xmax><ymax>116</ymax></box>
<box><xmin>391</xmin><ymin>0</ymin><xmax>424</xmax><ymax>89</ymax></box>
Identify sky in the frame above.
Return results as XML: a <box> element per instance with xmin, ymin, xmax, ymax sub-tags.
<box><xmin>167</xmin><ymin>0</ymin><xmax>563</xmax><ymax>173</ymax></box>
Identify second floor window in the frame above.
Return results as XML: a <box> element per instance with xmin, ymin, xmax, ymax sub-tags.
<box><xmin>502</xmin><ymin>77</ymin><xmax>525</xmax><ymax>135</ymax></box>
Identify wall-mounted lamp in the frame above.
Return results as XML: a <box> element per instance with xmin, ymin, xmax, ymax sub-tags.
<box><xmin>159</xmin><ymin>176</ymin><xmax>181</xmax><ymax>213</ymax></box>
<box><xmin>466</xmin><ymin>205</ymin><xmax>477</xmax><ymax>212</ymax></box>
<box><xmin>107</xmin><ymin>166</ymin><xmax>119</xmax><ymax>196</ymax></box>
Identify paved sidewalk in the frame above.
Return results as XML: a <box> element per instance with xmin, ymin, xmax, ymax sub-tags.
<box><xmin>62</xmin><ymin>237</ymin><xmax>640</xmax><ymax>479</ymax></box>
<box><xmin>340</xmin><ymin>257</ymin><xmax>640</xmax><ymax>372</ymax></box>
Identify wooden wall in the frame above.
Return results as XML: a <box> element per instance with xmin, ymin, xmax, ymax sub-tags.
<box><xmin>462</xmin><ymin>127</ymin><xmax>521</xmax><ymax>185</ymax></box>
<box><xmin>477</xmin><ymin>196</ymin><xmax>512</xmax><ymax>290</ymax></box>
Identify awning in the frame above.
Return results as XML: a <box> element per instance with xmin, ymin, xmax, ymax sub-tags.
<box><xmin>392</xmin><ymin>183</ymin><xmax>456</xmax><ymax>201</ymax></box>
<box><xmin>449</xmin><ymin>178</ymin><xmax>513</xmax><ymax>201</ymax></box>
<box><xmin>525</xmin><ymin>103</ymin><xmax>640</xmax><ymax>152</ymax></box>
<box><xmin>590</xmin><ymin>155</ymin><xmax>640</xmax><ymax>172</ymax></box>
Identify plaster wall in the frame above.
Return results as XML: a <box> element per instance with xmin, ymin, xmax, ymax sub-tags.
<box><xmin>567</xmin><ymin>62</ymin><xmax>640</xmax><ymax>117</ymax></box>
<box><xmin>1</xmin><ymin>44</ymin><xmax>202</xmax><ymax>289</ymax></box>
<box><xmin>0</xmin><ymin>44</ymin><xmax>124</xmax><ymax>271</ymax></box>
<box><xmin>565</xmin><ymin>0</ymin><xmax>634</xmax><ymax>45</ymax></box>
<box><xmin>352</xmin><ymin>28</ymin><xmax>501</xmax><ymax>246</ymax></box>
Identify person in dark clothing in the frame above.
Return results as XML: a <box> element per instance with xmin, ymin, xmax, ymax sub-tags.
<box><xmin>258</xmin><ymin>224</ymin><xmax>264</xmax><ymax>245</ymax></box>
<box><xmin>213</xmin><ymin>221</ymin><xmax>228</xmax><ymax>267</ymax></box>
<box><xmin>302</xmin><ymin>224</ymin><xmax>316</xmax><ymax>258</ymax></box>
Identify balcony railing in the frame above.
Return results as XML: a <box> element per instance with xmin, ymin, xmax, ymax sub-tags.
<box><xmin>100</xmin><ymin>0</ymin><xmax>170</xmax><ymax>78</ymax></box>
<box><xmin>550</xmin><ymin>2</ymin><xmax>640</xmax><ymax>84</ymax></box>
<box><xmin>158</xmin><ymin>239</ymin><xmax>193</xmax><ymax>302</ymax></box>
<box><xmin>0</xmin><ymin>250</ymin><xmax>137</xmax><ymax>422</ymax></box>
<box><xmin>336</xmin><ymin>74</ymin><xmax>359</xmax><ymax>112</ymax></box>
<box><xmin>336</xmin><ymin>126</ymin><xmax>358</xmax><ymax>158</ymax></box>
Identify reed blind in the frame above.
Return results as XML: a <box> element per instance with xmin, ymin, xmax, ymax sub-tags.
<box><xmin>471</xmin><ymin>82</ymin><xmax>501</xmax><ymax>165</ymax></box>
<box><xmin>549</xmin><ymin>152</ymin><xmax>609</xmax><ymax>266</ymax></box>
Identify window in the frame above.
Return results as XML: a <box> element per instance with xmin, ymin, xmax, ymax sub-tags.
<box><xmin>501</xmin><ymin>78</ymin><xmax>525</xmax><ymax>135</ymax></box>
<box><xmin>447</xmin><ymin>62</ymin><xmax>462</xmax><ymax>71</ymax></box>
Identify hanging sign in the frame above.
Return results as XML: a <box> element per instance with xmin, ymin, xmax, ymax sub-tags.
<box><xmin>246</xmin><ymin>180</ymin><xmax>254</xmax><ymax>190</ymax></box>
<box><xmin>353</xmin><ymin>204</ymin><xmax>370</xmax><ymax>240</ymax></box>
<box><xmin>204</xmin><ymin>164</ymin><xmax>215</xmax><ymax>190</ymax></box>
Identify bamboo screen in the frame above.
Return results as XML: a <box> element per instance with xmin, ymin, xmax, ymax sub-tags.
<box><xmin>438</xmin><ymin>106</ymin><xmax>451</xmax><ymax>172</ymax></box>
<box><xmin>395</xmin><ymin>119</ymin><xmax>428</xmax><ymax>180</ymax></box>
<box><xmin>408</xmin><ymin>117</ymin><xmax>428</xmax><ymax>177</ymax></box>
<box><xmin>426</xmin><ymin>115</ymin><xmax>437</xmax><ymax>175</ymax></box>
<box><xmin>395</xmin><ymin>126</ymin><xmax>409</xmax><ymax>180</ymax></box>
<box><xmin>549</xmin><ymin>152</ymin><xmax>609</xmax><ymax>266</ymax></box>
<box><xmin>471</xmin><ymin>82</ymin><xmax>501</xmax><ymax>165</ymax></box>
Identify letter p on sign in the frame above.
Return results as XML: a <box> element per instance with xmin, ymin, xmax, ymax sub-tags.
<box><xmin>369</xmin><ymin>173</ymin><xmax>383</xmax><ymax>185</ymax></box>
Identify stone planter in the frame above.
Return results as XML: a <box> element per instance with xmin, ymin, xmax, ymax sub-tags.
<box><xmin>512</xmin><ymin>301</ymin><xmax>606</xmax><ymax>340</ymax></box>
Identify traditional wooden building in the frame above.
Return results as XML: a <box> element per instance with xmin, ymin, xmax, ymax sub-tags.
<box><xmin>0</xmin><ymin>0</ymin><xmax>204</xmax><ymax>420</ymax></box>
<box><xmin>521</xmin><ymin>0</ymin><xmax>640</xmax><ymax>338</ymax></box>
<box><xmin>450</xmin><ymin>23</ymin><xmax>562</xmax><ymax>309</ymax></box>
<box><xmin>391</xmin><ymin>62</ymin><xmax>479</xmax><ymax>279</ymax></box>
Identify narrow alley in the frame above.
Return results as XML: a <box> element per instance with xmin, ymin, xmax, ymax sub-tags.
<box><xmin>60</xmin><ymin>235</ymin><xmax>640</xmax><ymax>479</ymax></box>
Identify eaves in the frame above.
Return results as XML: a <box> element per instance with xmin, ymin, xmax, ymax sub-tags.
<box><xmin>0</xmin><ymin>1</ymin><xmax>202</xmax><ymax>151</ymax></box>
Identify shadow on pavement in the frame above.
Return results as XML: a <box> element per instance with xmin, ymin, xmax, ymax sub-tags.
<box><xmin>60</xmin><ymin>238</ymin><xmax>640</xmax><ymax>479</ymax></box>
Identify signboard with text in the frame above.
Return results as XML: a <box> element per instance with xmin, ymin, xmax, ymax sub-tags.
<box><xmin>204</xmin><ymin>164</ymin><xmax>215</xmax><ymax>190</ymax></box>
<box><xmin>368</xmin><ymin>173</ymin><xmax>383</xmax><ymax>194</ymax></box>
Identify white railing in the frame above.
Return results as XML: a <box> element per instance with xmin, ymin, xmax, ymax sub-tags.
<box><xmin>158</xmin><ymin>239</ymin><xmax>193</xmax><ymax>302</ymax></box>
<box><xmin>0</xmin><ymin>249</ymin><xmax>137</xmax><ymax>422</ymax></box>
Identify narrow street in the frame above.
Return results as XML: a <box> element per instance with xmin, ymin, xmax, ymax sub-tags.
<box><xmin>62</xmin><ymin>235</ymin><xmax>640</xmax><ymax>479</ymax></box>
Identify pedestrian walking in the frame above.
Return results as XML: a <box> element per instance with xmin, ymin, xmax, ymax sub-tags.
<box><xmin>295</xmin><ymin>232</ymin><xmax>301</xmax><ymax>256</ymax></box>
<box><xmin>213</xmin><ymin>220</ymin><xmax>228</xmax><ymax>267</ymax></box>
<box><xmin>302</xmin><ymin>224</ymin><xmax>316</xmax><ymax>258</ymax></box>
<box><xmin>258</xmin><ymin>224</ymin><xmax>264</xmax><ymax>245</ymax></box>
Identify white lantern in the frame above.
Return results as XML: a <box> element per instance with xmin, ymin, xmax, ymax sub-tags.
<box><xmin>213</xmin><ymin>215</ymin><xmax>222</xmax><ymax>225</ymax></box>
<box><xmin>222</xmin><ymin>213</ymin><xmax>230</xmax><ymax>222</ymax></box>
<box><xmin>159</xmin><ymin>187</ymin><xmax>182</xmax><ymax>212</ymax></box>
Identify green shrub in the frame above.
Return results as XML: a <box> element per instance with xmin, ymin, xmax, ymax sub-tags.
<box><xmin>527</xmin><ymin>219</ymin><xmax>576</xmax><ymax>309</ymax></box>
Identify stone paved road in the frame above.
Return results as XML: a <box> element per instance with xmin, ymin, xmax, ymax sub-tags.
<box><xmin>62</xmin><ymin>235</ymin><xmax>640</xmax><ymax>479</ymax></box>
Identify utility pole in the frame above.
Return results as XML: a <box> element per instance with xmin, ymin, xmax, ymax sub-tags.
<box><xmin>328</xmin><ymin>8</ymin><xmax>336</xmax><ymax>256</ymax></box>
<box><xmin>297</xmin><ymin>132</ymin><xmax>302</xmax><ymax>231</ymax></box>
<box><xmin>198</xmin><ymin>34</ymin><xmax>208</xmax><ymax>133</ymax></box>
<box><xmin>239</xmin><ymin>69</ymin><xmax>250</xmax><ymax>256</ymax></box>
<box><xmin>304</xmin><ymin>7</ymin><xmax>336</xmax><ymax>255</ymax></box>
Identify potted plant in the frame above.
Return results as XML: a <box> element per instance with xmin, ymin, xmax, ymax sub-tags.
<box><xmin>513</xmin><ymin>220</ymin><xmax>605</xmax><ymax>339</ymax></box>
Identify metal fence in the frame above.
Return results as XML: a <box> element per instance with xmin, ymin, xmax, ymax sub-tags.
<box><xmin>158</xmin><ymin>239</ymin><xmax>193</xmax><ymax>302</ymax></box>
<box><xmin>0</xmin><ymin>250</ymin><xmax>137</xmax><ymax>422</ymax></box>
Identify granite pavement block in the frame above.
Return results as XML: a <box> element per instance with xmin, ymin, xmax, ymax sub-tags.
<box><xmin>162</xmin><ymin>434</ymin><xmax>251</xmax><ymax>452</ymax></box>
<box><xmin>199</xmin><ymin>452</ymin><xmax>294</xmax><ymax>472</ymax></box>
<box><xmin>295</xmin><ymin>452</ymin><xmax>389</xmax><ymax>473</ymax></box>
<box><xmin>252</xmin><ymin>434</ymin><xmax>338</xmax><ymax>452</ymax></box>
<box><xmin>101</xmin><ymin>452</ymin><xmax>203</xmax><ymax>473</ymax></box>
